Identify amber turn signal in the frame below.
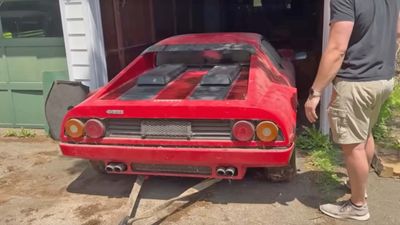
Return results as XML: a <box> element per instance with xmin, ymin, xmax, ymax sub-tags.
<box><xmin>65</xmin><ymin>119</ymin><xmax>85</xmax><ymax>138</ymax></box>
<box><xmin>256</xmin><ymin>121</ymin><xmax>279</xmax><ymax>142</ymax></box>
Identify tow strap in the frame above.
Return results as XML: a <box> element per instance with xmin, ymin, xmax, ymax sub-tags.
<box><xmin>119</xmin><ymin>176</ymin><xmax>222</xmax><ymax>225</ymax></box>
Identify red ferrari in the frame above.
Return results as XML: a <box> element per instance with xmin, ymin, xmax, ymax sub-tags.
<box><xmin>58</xmin><ymin>33</ymin><xmax>298</xmax><ymax>181</ymax></box>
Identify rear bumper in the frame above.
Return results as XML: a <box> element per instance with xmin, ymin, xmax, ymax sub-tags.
<box><xmin>60</xmin><ymin>143</ymin><xmax>295</xmax><ymax>179</ymax></box>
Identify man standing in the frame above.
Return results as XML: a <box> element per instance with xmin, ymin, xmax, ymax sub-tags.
<box><xmin>305</xmin><ymin>0</ymin><xmax>400</xmax><ymax>221</ymax></box>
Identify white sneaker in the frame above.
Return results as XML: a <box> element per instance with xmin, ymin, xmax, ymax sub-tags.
<box><xmin>320</xmin><ymin>200</ymin><xmax>370</xmax><ymax>221</ymax></box>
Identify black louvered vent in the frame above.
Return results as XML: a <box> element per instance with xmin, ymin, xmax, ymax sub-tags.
<box><xmin>191</xmin><ymin>120</ymin><xmax>232</xmax><ymax>140</ymax></box>
<box><xmin>107</xmin><ymin>119</ymin><xmax>141</xmax><ymax>138</ymax></box>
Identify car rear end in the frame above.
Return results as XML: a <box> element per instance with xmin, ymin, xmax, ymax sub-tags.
<box><xmin>60</xmin><ymin>113</ymin><xmax>294</xmax><ymax>179</ymax></box>
<box><xmin>59</xmin><ymin>36</ymin><xmax>296</xmax><ymax>179</ymax></box>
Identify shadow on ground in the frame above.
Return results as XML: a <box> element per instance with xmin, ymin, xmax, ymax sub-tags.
<box><xmin>67</xmin><ymin>163</ymin><xmax>347</xmax><ymax>210</ymax></box>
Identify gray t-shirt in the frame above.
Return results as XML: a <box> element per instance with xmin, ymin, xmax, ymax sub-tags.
<box><xmin>331</xmin><ymin>0</ymin><xmax>400</xmax><ymax>81</ymax></box>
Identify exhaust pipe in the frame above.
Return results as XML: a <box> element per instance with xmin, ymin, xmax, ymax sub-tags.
<box><xmin>114</xmin><ymin>163</ymin><xmax>127</xmax><ymax>172</ymax></box>
<box><xmin>105</xmin><ymin>164</ymin><xmax>115</xmax><ymax>173</ymax></box>
<box><xmin>105</xmin><ymin>162</ymin><xmax>127</xmax><ymax>173</ymax></box>
<box><xmin>216</xmin><ymin>167</ymin><xmax>226</xmax><ymax>176</ymax></box>
<box><xmin>225</xmin><ymin>167</ymin><xmax>236</xmax><ymax>176</ymax></box>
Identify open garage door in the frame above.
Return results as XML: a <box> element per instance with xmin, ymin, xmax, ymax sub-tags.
<box><xmin>100</xmin><ymin>0</ymin><xmax>324</xmax><ymax>99</ymax></box>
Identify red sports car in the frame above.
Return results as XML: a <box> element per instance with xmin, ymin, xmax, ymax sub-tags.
<box><xmin>58</xmin><ymin>33</ymin><xmax>298</xmax><ymax>181</ymax></box>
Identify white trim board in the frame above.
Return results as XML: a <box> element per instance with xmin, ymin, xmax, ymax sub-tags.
<box><xmin>59</xmin><ymin>0</ymin><xmax>107</xmax><ymax>90</ymax></box>
<box><xmin>320</xmin><ymin>0</ymin><xmax>332</xmax><ymax>135</ymax></box>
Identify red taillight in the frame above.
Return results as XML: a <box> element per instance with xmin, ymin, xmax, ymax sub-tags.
<box><xmin>232</xmin><ymin>121</ymin><xmax>255</xmax><ymax>141</ymax></box>
<box><xmin>84</xmin><ymin>119</ymin><xmax>105</xmax><ymax>139</ymax></box>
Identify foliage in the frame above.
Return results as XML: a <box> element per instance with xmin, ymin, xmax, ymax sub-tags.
<box><xmin>3</xmin><ymin>128</ymin><xmax>36</xmax><ymax>138</ymax></box>
<box><xmin>297</xmin><ymin>126</ymin><xmax>341</xmax><ymax>191</ymax></box>
<box><xmin>373</xmin><ymin>78</ymin><xmax>400</xmax><ymax>150</ymax></box>
<box><xmin>3</xmin><ymin>129</ymin><xmax>18</xmax><ymax>137</ymax></box>
<box><xmin>19</xmin><ymin>128</ymin><xmax>36</xmax><ymax>138</ymax></box>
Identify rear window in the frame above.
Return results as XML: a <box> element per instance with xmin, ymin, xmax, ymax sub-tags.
<box><xmin>261</xmin><ymin>40</ymin><xmax>284</xmax><ymax>70</ymax></box>
<box><xmin>156</xmin><ymin>50</ymin><xmax>251</xmax><ymax>66</ymax></box>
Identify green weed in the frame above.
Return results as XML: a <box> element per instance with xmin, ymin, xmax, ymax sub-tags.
<box><xmin>19</xmin><ymin>128</ymin><xmax>36</xmax><ymax>138</ymax></box>
<box><xmin>373</xmin><ymin>78</ymin><xmax>400</xmax><ymax>150</ymax></box>
<box><xmin>2</xmin><ymin>128</ymin><xmax>36</xmax><ymax>138</ymax></box>
<box><xmin>297</xmin><ymin>126</ymin><xmax>341</xmax><ymax>192</ymax></box>
<box><xmin>3</xmin><ymin>130</ymin><xmax>18</xmax><ymax>137</ymax></box>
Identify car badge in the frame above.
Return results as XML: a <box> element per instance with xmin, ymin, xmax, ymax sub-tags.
<box><xmin>106</xmin><ymin>109</ymin><xmax>124</xmax><ymax>115</ymax></box>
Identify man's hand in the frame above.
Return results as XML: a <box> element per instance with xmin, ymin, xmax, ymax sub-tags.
<box><xmin>305</xmin><ymin>96</ymin><xmax>321</xmax><ymax>123</ymax></box>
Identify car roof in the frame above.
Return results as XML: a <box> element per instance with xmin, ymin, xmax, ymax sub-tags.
<box><xmin>155</xmin><ymin>33</ymin><xmax>262</xmax><ymax>48</ymax></box>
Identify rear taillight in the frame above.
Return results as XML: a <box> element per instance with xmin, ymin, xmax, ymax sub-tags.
<box><xmin>84</xmin><ymin>119</ymin><xmax>105</xmax><ymax>139</ymax></box>
<box><xmin>232</xmin><ymin>121</ymin><xmax>255</xmax><ymax>141</ymax></box>
<box><xmin>256</xmin><ymin>121</ymin><xmax>279</xmax><ymax>142</ymax></box>
<box><xmin>65</xmin><ymin>119</ymin><xmax>85</xmax><ymax>138</ymax></box>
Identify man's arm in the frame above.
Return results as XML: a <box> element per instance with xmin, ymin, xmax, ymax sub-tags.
<box><xmin>304</xmin><ymin>21</ymin><xmax>354</xmax><ymax>123</ymax></box>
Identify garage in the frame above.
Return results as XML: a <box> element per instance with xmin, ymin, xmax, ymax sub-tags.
<box><xmin>0</xmin><ymin>0</ymin><xmax>68</xmax><ymax>128</ymax></box>
<box><xmin>100</xmin><ymin>0</ymin><xmax>323</xmax><ymax>99</ymax></box>
<box><xmin>59</xmin><ymin>0</ymin><xmax>331</xmax><ymax>131</ymax></box>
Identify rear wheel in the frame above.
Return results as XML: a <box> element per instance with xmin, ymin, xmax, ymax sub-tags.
<box><xmin>89</xmin><ymin>160</ymin><xmax>106</xmax><ymax>174</ymax></box>
<box><xmin>265</xmin><ymin>149</ymin><xmax>297</xmax><ymax>182</ymax></box>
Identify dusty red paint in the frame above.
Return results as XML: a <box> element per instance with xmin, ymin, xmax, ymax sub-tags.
<box><xmin>59</xmin><ymin>33</ymin><xmax>297</xmax><ymax>179</ymax></box>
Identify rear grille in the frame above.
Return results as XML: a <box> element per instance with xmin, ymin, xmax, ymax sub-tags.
<box><xmin>191</xmin><ymin>120</ymin><xmax>231</xmax><ymax>140</ymax></box>
<box><xmin>131</xmin><ymin>163</ymin><xmax>212</xmax><ymax>175</ymax></box>
<box><xmin>107</xmin><ymin>119</ymin><xmax>141</xmax><ymax>138</ymax></box>
<box><xmin>106</xmin><ymin>119</ymin><xmax>232</xmax><ymax>140</ymax></box>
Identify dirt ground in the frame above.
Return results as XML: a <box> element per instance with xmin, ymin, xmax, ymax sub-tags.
<box><xmin>0</xmin><ymin>137</ymin><xmax>399</xmax><ymax>225</ymax></box>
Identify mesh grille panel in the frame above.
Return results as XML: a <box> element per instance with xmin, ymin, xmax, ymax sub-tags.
<box><xmin>141</xmin><ymin>120</ymin><xmax>191</xmax><ymax>138</ymax></box>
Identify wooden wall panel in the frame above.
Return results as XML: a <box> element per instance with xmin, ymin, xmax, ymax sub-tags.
<box><xmin>100</xmin><ymin>0</ymin><xmax>196</xmax><ymax>80</ymax></box>
<box><xmin>176</xmin><ymin>0</ymin><xmax>193</xmax><ymax>34</ymax></box>
<box><xmin>100</xmin><ymin>0</ymin><xmax>156</xmax><ymax>79</ymax></box>
<box><xmin>120</xmin><ymin>0</ymin><xmax>154</xmax><ymax>46</ymax></box>
<box><xmin>100</xmin><ymin>0</ymin><xmax>118</xmax><ymax>53</ymax></box>
<box><xmin>153</xmin><ymin>0</ymin><xmax>175</xmax><ymax>40</ymax></box>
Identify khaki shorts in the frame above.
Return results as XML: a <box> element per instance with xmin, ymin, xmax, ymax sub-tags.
<box><xmin>328</xmin><ymin>78</ymin><xmax>394</xmax><ymax>145</ymax></box>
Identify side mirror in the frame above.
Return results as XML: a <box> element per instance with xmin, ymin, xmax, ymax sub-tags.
<box><xmin>294</xmin><ymin>52</ymin><xmax>308</xmax><ymax>61</ymax></box>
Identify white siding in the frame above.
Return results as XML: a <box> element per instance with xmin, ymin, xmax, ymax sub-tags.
<box><xmin>59</xmin><ymin>0</ymin><xmax>107</xmax><ymax>89</ymax></box>
<box><xmin>320</xmin><ymin>0</ymin><xmax>332</xmax><ymax>134</ymax></box>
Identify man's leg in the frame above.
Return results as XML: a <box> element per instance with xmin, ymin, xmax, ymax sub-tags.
<box><xmin>320</xmin><ymin>141</ymin><xmax>370</xmax><ymax>221</ymax></box>
<box><xmin>342</xmin><ymin>142</ymin><xmax>369</xmax><ymax>206</ymax></box>
<box><xmin>365</xmin><ymin>134</ymin><xmax>375</xmax><ymax>166</ymax></box>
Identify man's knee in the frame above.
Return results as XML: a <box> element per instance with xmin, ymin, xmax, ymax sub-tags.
<box><xmin>341</xmin><ymin>142</ymin><xmax>366</xmax><ymax>155</ymax></box>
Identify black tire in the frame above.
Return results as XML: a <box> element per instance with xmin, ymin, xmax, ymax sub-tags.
<box><xmin>89</xmin><ymin>160</ymin><xmax>106</xmax><ymax>174</ymax></box>
<box><xmin>265</xmin><ymin>149</ymin><xmax>297</xmax><ymax>182</ymax></box>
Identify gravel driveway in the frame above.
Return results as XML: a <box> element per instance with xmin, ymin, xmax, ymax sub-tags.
<box><xmin>0</xmin><ymin>138</ymin><xmax>399</xmax><ymax>225</ymax></box>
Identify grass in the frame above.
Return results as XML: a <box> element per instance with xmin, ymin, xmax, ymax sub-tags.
<box><xmin>373</xmin><ymin>77</ymin><xmax>400</xmax><ymax>150</ymax></box>
<box><xmin>3</xmin><ymin>128</ymin><xmax>36</xmax><ymax>138</ymax></box>
<box><xmin>297</xmin><ymin>126</ymin><xmax>341</xmax><ymax>192</ymax></box>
